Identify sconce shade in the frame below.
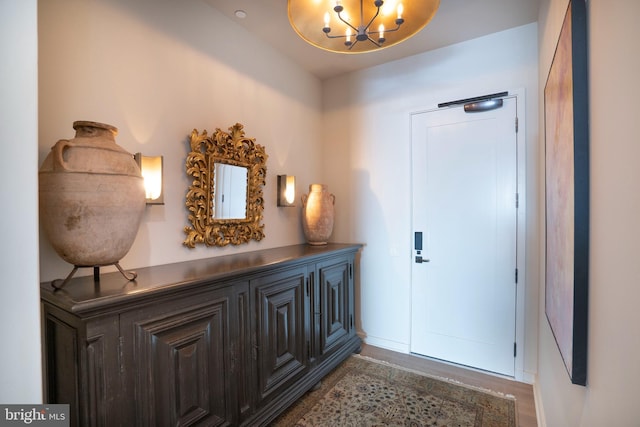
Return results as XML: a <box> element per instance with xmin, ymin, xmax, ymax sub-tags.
<box><xmin>135</xmin><ymin>153</ymin><xmax>164</xmax><ymax>205</ymax></box>
<box><xmin>277</xmin><ymin>175</ymin><xmax>296</xmax><ymax>207</ymax></box>
<box><xmin>288</xmin><ymin>0</ymin><xmax>440</xmax><ymax>54</ymax></box>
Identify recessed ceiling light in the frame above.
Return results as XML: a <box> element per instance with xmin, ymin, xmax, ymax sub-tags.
<box><xmin>234</xmin><ymin>10</ymin><xmax>247</xmax><ymax>19</ymax></box>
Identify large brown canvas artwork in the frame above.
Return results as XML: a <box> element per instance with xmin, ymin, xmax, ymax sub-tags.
<box><xmin>544</xmin><ymin>0</ymin><xmax>589</xmax><ymax>386</ymax></box>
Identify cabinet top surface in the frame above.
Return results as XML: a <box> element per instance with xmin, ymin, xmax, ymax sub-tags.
<box><xmin>40</xmin><ymin>243</ymin><xmax>362</xmax><ymax>315</ymax></box>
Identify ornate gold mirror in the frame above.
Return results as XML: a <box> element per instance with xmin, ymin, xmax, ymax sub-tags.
<box><xmin>184</xmin><ymin>123</ymin><xmax>267</xmax><ymax>247</ymax></box>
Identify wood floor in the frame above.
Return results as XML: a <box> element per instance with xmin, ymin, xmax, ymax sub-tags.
<box><xmin>360</xmin><ymin>344</ymin><xmax>537</xmax><ymax>427</ymax></box>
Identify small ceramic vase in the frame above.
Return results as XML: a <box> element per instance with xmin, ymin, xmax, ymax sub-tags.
<box><xmin>301</xmin><ymin>184</ymin><xmax>335</xmax><ymax>245</ymax></box>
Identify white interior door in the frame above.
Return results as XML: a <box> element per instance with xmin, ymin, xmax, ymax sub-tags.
<box><xmin>410</xmin><ymin>97</ymin><xmax>518</xmax><ymax>376</ymax></box>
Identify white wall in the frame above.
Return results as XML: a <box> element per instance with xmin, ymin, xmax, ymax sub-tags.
<box><xmin>322</xmin><ymin>23</ymin><xmax>540</xmax><ymax>378</ymax></box>
<box><xmin>536</xmin><ymin>0</ymin><xmax>640</xmax><ymax>425</ymax></box>
<box><xmin>38</xmin><ymin>0</ymin><xmax>323</xmax><ymax>282</ymax></box>
<box><xmin>0</xmin><ymin>0</ymin><xmax>42</xmax><ymax>403</ymax></box>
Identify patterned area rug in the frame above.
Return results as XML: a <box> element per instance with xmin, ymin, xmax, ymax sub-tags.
<box><xmin>271</xmin><ymin>355</ymin><xmax>516</xmax><ymax>427</ymax></box>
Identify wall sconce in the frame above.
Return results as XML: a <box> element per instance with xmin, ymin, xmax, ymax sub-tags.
<box><xmin>134</xmin><ymin>153</ymin><xmax>164</xmax><ymax>205</ymax></box>
<box><xmin>277</xmin><ymin>175</ymin><xmax>296</xmax><ymax>207</ymax></box>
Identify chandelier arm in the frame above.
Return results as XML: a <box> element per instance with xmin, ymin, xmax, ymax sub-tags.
<box><xmin>362</xmin><ymin>5</ymin><xmax>382</xmax><ymax>34</ymax></box>
<box><xmin>336</xmin><ymin>11</ymin><xmax>359</xmax><ymax>33</ymax></box>
<box><xmin>378</xmin><ymin>23</ymin><xmax>403</xmax><ymax>34</ymax></box>
<box><xmin>324</xmin><ymin>32</ymin><xmax>347</xmax><ymax>39</ymax></box>
<box><xmin>365</xmin><ymin>36</ymin><xmax>383</xmax><ymax>47</ymax></box>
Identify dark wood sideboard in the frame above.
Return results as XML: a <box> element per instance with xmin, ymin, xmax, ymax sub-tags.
<box><xmin>40</xmin><ymin>243</ymin><xmax>362</xmax><ymax>426</ymax></box>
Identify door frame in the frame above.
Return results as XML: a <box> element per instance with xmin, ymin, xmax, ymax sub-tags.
<box><xmin>409</xmin><ymin>88</ymin><xmax>527</xmax><ymax>382</ymax></box>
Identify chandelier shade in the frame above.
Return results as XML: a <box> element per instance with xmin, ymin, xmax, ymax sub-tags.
<box><xmin>288</xmin><ymin>0</ymin><xmax>440</xmax><ymax>54</ymax></box>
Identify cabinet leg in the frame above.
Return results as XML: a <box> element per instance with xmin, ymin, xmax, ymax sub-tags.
<box><xmin>311</xmin><ymin>381</ymin><xmax>322</xmax><ymax>391</ymax></box>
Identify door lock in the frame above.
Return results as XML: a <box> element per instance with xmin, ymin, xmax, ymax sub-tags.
<box><xmin>414</xmin><ymin>232</ymin><xmax>429</xmax><ymax>263</ymax></box>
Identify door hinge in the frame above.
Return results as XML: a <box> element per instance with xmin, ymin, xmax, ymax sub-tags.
<box><xmin>118</xmin><ymin>336</ymin><xmax>125</xmax><ymax>374</ymax></box>
<box><xmin>515</xmin><ymin>268</ymin><xmax>518</xmax><ymax>284</ymax></box>
<box><xmin>305</xmin><ymin>277</ymin><xmax>309</xmax><ymax>296</ymax></box>
<box><xmin>349</xmin><ymin>264</ymin><xmax>353</xmax><ymax>279</ymax></box>
<box><xmin>515</xmin><ymin>192</ymin><xmax>519</xmax><ymax>208</ymax></box>
<box><xmin>515</xmin><ymin>117</ymin><xmax>519</xmax><ymax>133</ymax></box>
<box><xmin>350</xmin><ymin>314</ymin><xmax>354</xmax><ymax>329</ymax></box>
<box><xmin>514</xmin><ymin>342</ymin><xmax>517</xmax><ymax>358</ymax></box>
<box><xmin>307</xmin><ymin>340</ymin><xmax>311</xmax><ymax>357</ymax></box>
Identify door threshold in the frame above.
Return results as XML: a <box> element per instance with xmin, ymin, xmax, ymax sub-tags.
<box><xmin>408</xmin><ymin>351</ymin><xmax>517</xmax><ymax>382</ymax></box>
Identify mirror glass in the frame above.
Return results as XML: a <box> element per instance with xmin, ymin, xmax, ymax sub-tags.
<box><xmin>212</xmin><ymin>163</ymin><xmax>248</xmax><ymax>220</ymax></box>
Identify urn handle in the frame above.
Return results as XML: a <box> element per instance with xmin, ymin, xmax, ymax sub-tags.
<box><xmin>301</xmin><ymin>193</ymin><xmax>308</xmax><ymax>207</ymax></box>
<box><xmin>52</xmin><ymin>139</ymin><xmax>72</xmax><ymax>172</ymax></box>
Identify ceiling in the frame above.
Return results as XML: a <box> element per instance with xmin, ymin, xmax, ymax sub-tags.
<box><xmin>204</xmin><ymin>0</ymin><xmax>540</xmax><ymax>80</ymax></box>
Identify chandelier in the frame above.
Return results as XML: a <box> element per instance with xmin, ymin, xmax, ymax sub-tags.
<box><xmin>288</xmin><ymin>0</ymin><xmax>440</xmax><ymax>54</ymax></box>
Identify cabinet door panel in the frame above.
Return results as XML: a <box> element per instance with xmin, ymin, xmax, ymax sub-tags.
<box><xmin>121</xmin><ymin>291</ymin><xmax>235</xmax><ymax>427</ymax></box>
<box><xmin>42</xmin><ymin>307</ymin><xmax>119</xmax><ymax>427</ymax></box>
<box><xmin>43</xmin><ymin>313</ymin><xmax>80</xmax><ymax>422</ymax></box>
<box><xmin>84</xmin><ymin>319</ymin><xmax>120</xmax><ymax>427</ymax></box>
<box><xmin>318</xmin><ymin>257</ymin><xmax>352</xmax><ymax>359</ymax></box>
<box><xmin>233</xmin><ymin>285</ymin><xmax>254</xmax><ymax>424</ymax></box>
<box><xmin>253</xmin><ymin>267</ymin><xmax>308</xmax><ymax>404</ymax></box>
